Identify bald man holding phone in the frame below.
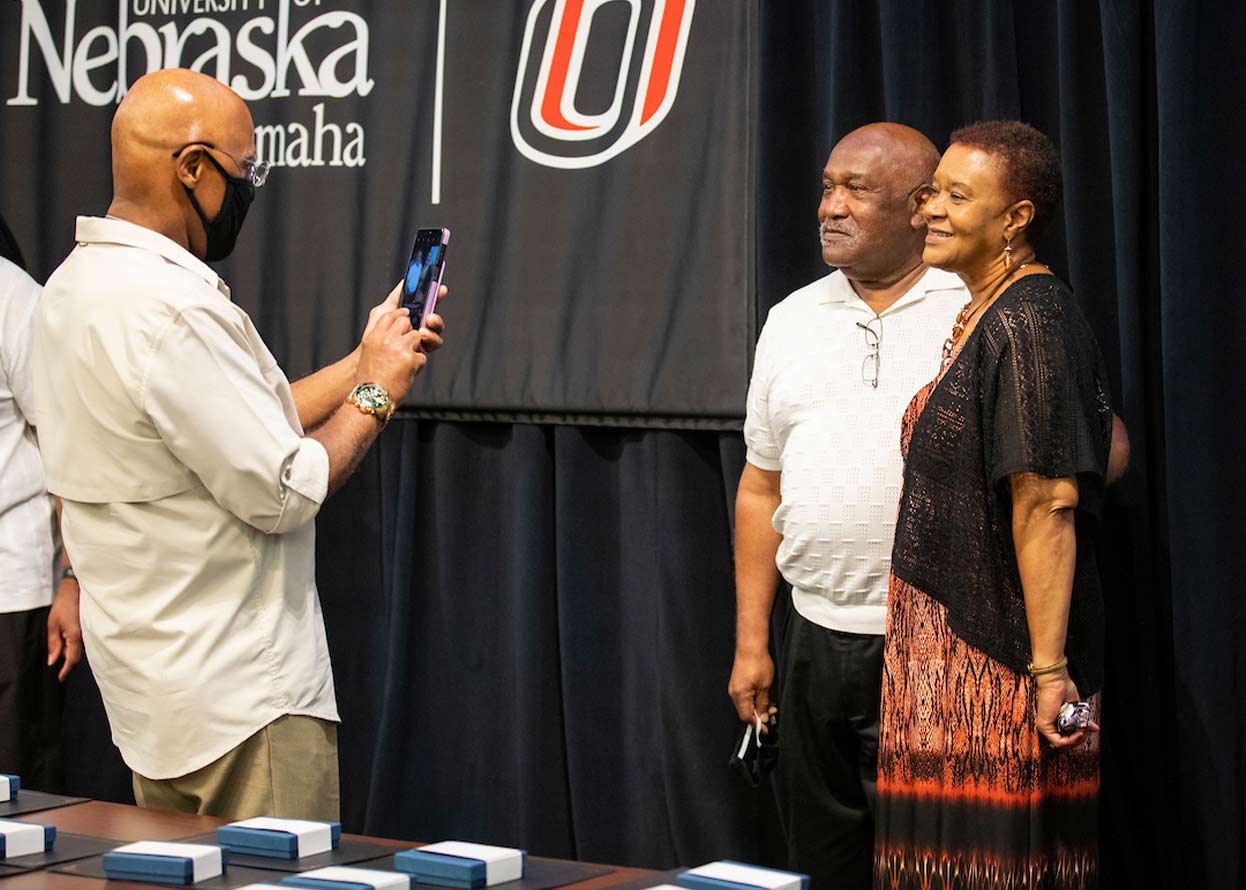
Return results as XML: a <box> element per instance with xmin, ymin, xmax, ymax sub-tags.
<box><xmin>32</xmin><ymin>69</ymin><xmax>444</xmax><ymax>820</ymax></box>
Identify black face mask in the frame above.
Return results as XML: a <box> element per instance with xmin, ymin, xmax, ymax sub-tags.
<box><xmin>184</xmin><ymin>151</ymin><xmax>255</xmax><ymax>262</ymax></box>
<box><xmin>729</xmin><ymin>712</ymin><xmax>779</xmax><ymax>789</ymax></box>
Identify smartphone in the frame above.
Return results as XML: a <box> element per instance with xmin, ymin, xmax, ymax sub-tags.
<box><xmin>1057</xmin><ymin>700</ymin><xmax>1092</xmax><ymax>735</ymax></box>
<box><xmin>401</xmin><ymin>227</ymin><xmax>450</xmax><ymax>331</ymax></box>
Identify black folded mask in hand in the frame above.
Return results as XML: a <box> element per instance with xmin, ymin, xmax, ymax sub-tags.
<box><xmin>729</xmin><ymin>712</ymin><xmax>779</xmax><ymax>788</ymax></box>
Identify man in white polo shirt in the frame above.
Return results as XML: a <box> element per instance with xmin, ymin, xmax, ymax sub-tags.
<box><xmin>32</xmin><ymin>69</ymin><xmax>441</xmax><ymax>820</ymax></box>
<box><xmin>728</xmin><ymin>123</ymin><xmax>964</xmax><ymax>890</ymax></box>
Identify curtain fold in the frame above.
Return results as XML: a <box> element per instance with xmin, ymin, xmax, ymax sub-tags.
<box><xmin>1151</xmin><ymin>3</ymin><xmax>1246</xmax><ymax>887</ymax></box>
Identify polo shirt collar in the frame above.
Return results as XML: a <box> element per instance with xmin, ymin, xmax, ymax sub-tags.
<box><xmin>75</xmin><ymin>216</ymin><xmax>227</xmax><ymax>295</ymax></box>
<box><xmin>819</xmin><ymin>270</ymin><xmax>861</xmax><ymax>304</ymax></box>
<box><xmin>819</xmin><ymin>265</ymin><xmax>963</xmax><ymax>315</ymax></box>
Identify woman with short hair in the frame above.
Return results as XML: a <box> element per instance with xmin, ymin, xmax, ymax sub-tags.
<box><xmin>873</xmin><ymin>120</ymin><xmax>1112</xmax><ymax>889</ymax></box>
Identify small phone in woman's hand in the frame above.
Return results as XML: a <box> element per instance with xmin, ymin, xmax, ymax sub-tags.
<box><xmin>1057</xmin><ymin>700</ymin><xmax>1092</xmax><ymax>735</ymax></box>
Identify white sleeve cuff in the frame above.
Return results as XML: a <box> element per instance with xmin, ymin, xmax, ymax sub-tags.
<box><xmin>282</xmin><ymin>437</ymin><xmax>329</xmax><ymax>505</ymax></box>
<box><xmin>745</xmin><ymin>449</ymin><xmax>781</xmax><ymax>472</ymax></box>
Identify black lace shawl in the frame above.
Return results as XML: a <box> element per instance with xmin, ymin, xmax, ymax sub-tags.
<box><xmin>891</xmin><ymin>275</ymin><xmax>1113</xmax><ymax>693</ymax></box>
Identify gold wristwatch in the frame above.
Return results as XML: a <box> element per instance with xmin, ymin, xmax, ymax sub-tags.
<box><xmin>347</xmin><ymin>382</ymin><xmax>395</xmax><ymax>428</ymax></box>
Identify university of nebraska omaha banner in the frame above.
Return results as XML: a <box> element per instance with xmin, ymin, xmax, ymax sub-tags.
<box><xmin>0</xmin><ymin>0</ymin><xmax>757</xmax><ymax>427</ymax></box>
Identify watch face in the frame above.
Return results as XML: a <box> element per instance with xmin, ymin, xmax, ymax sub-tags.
<box><xmin>356</xmin><ymin>384</ymin><xmax>389</xmax><ymax>409</ymax></box>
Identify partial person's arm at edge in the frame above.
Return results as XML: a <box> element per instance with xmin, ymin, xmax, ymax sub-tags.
<box><xmin>727</xmin><ymin>462</ymin><xmax>783</xmax><ymax>729</ymax></box>
<box><xmin>1107</xmin><ymin>414</ymin><xmax>1130</xmax><ymax>486</ymax></box>
<box><xmin>47</xmin><ymin>496</ymin><xmax>82</xmax><ymax>681</ymax></box>
<box><xmin>1010</xmin><ymin>471</ymin><xmax>1098</xmax><ymax>748</ymax></box>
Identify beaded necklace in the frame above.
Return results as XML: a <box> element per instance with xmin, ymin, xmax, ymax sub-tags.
<box><xmin>940</xmin><ymin>261</ymin><xmax>1047</xmax><ymax>368</ymax></box>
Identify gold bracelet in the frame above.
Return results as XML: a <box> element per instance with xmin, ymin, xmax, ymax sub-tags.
<box><xmin>1027</xmin><ymin>656</ymin><xmax>1068</xmax><ymax>677</ymax></box>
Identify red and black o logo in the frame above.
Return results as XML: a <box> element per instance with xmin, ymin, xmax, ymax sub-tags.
<box><xmin>511</xmin><ymin>0</ymin><xmax>696</xmax><ymax>169</ymax></box>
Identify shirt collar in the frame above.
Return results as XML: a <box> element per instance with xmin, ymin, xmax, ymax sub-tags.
<box><xmin>819</xmin><ymin>265</ymin><xmax>964</xmax><ymax>314</ymax></box>
<box><xmin>74</xmin><ymin>216</ymin><xmax>228</xmax><ymax>297</ymax></box>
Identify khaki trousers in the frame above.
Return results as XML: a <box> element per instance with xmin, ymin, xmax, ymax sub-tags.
<box><xmin>132</xmin><ymin>715</ymin><xmax>340</xmax><ymax>822</ymax></box>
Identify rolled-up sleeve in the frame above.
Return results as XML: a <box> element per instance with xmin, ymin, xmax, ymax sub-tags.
<box><xmin>282</xmin><ymin>436</ymin><xmax>329</xmax><ymax>506</ymax></box>
<box><xmin>141</xmin><ymin>303</ymin><xmax>328</xmax><ymax>535</ymax></box>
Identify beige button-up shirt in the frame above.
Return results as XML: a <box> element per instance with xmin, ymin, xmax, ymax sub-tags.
<box><xmin>32</xmin><ymin>217</ymin><xmax>339</xmax><ymax>779</ymax></box>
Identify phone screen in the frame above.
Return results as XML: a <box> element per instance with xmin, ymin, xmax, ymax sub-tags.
<box><xmin>402</xmin><ymin>228</ymin><xmax>449</xmax><ymax>328</ymax></box>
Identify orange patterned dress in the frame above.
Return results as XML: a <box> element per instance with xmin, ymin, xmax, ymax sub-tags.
<box><xmin>872</xmin><ymin>378</ymin><xmax>1101</xmax><ymax>890</ymax></box>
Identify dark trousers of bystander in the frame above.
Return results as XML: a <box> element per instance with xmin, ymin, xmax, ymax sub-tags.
<box><xmin>777</xmin><ymin>608</ymin><xmax>884</xmax><ymax>890</ymax></box>
<box><xmin>0</xmin><ymin>606</ymin><xmax>64</xmax><ymax>791</ymax></box>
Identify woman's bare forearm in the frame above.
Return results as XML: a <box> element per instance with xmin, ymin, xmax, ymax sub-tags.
<box><xmin>1010</xmin><ymin>472</ymin><xmax>1079</xmax><ymax>667</ymax></box>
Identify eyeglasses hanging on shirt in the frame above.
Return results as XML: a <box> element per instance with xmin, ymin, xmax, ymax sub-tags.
<box><xmin>857</xmin><ymin>316</ymin><xmax>882</xmax><ymax>388</ymax></box>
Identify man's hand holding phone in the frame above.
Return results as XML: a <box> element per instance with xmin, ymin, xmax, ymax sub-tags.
<box><xmin>352</xmin><ymin>224</ymin><xmax>452</xmax><ymax>404</ymax></box>
<box><xmin>365</xmin><ymin>281</ymin><xmax>448</xmax><ymax>354</ymax></box>
<box><xmin>356</xmin><ymin>307</ymin><xmax>424</xmax><ymax>403</ymax></box>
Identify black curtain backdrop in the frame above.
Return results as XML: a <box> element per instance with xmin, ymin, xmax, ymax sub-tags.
<box><xmin>44</xmin><ymin>1</ymin><xmax>1244</xmax><ymax>888</ymax></box>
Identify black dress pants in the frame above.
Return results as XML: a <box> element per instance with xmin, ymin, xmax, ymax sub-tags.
<box><xmin>777</xmin><ymin>608</ymin><xmax>884</xmax><ymax>890</ymax></box>
<box><xmin>0</xmin><ymin>606</ymin><xmax>63</xmax><ymax>791</ymax></box>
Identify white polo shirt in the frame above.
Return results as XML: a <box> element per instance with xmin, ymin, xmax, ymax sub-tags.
<box><xmin>744</xmin><ymin>267</ymin><xmax>966</xmax><ymax>634</ymax></box>
<box><xmin>0</xmin><ymin>257</ymin><xmax>54</xmax><ymax>614</ymax></box>
<box><xmin>32</xmin><ymin>217</ymin><xmax>339</xmax><ymax>779</ymax></box>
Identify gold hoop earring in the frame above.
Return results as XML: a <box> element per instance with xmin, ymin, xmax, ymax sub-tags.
<box><xmin>1004</xmin><ymin>235</ymin><xmax>1013</xmax><ymax>270</ymax></box>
